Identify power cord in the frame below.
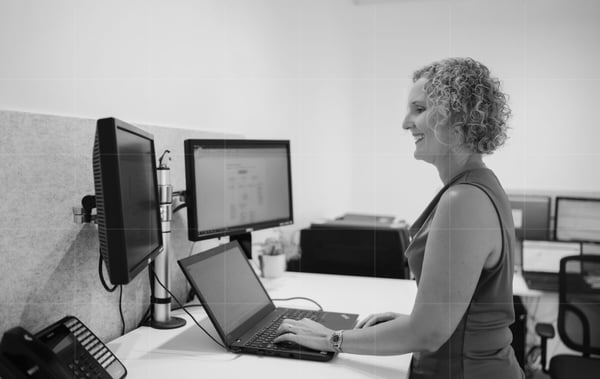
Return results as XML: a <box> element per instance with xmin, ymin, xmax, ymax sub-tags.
<box><xmin>118</xmin><ymin>285</ymin><xmax>125</xmax><ymax>335</ymax></box>
<box><xmin>138</xmin><ymin>237</ymin><xmax>198</xmax><ymax>328</ymax></box>
<box><xmin>98</xmin><ymin>252</ymin><xmax>126</xmax><ymax>335</ymax></box>
<box><xmin>149</xmin><ymin>265</ymin><xmax>226</xmax><ymax>350</ymax></box>
<box><xmin>172</xmin><ymin>190</ymin><xmax>186</xmax><ymax>214</ymax></box>
<box><xmin>172</xmin><ymin>203</ymin><xmax>186</xmax><ymax>214</ymax></box>
<box><xmin>272</xmin><ymin>297</ymin><xmax>323</xmax><ymax>311</ymax></box>
<box><xmin>98</xmin><ymin>253</ymin><xmax>117</xmax><ymax>292</ymax></box>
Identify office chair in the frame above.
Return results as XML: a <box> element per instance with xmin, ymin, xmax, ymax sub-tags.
<box><xmin>535</xmin><ymin>254</ymin><xmax>600</xmax><ymax>379</ymax></box>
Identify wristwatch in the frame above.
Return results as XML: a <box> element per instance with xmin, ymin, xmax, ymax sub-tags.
<box><xmin>329</xmin><ymin>330</ymin><xmax>344</xmax><ymax>353</ymax></box>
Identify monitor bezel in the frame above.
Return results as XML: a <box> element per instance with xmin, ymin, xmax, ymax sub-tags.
<box><xmin>94</xmin><ymin>117</ymin><xmax>163</xmax><ymax>284</ymax></box>
<box><xmin>508</xmin><ymin>194</ymin><xmax>552</xmax><ymax>241</ymax></box>
<box><xmin>183</xmin><ymin>139</ymin><xmax>294</xmax><ymax>242</ymax></box>
<box><xmin>554</xmin><ymin>196</ymin><xmax>600</xmax><ymax>244</ymax></box>
<box><xmin>177</xmin><ymin>240</ymin><xmax>275</xmax><ymax>346</ymax></box>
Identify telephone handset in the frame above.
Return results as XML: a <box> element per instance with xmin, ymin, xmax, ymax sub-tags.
<box><xmin>0</xmin><ymin>316</ymin><xmax>127</xmax><ymax>379</ymax></box>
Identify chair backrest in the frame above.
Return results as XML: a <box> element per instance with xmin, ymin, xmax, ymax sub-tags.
<box><xmin>558</xmin><ymin>254</ymin><xmax>600</xmax><ymax>357</ymax></box>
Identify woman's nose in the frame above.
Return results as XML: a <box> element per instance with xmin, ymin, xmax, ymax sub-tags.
<box><xmin>402</xmin><ymin>116</ymin><xmax>415</xmax><ymax>130</ymax></box>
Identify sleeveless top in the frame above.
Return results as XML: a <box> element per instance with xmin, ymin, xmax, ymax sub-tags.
<box><xmin>405</xmin><ymin>165</ymin><xmax>525</xmax><ymax>379</ymax></box>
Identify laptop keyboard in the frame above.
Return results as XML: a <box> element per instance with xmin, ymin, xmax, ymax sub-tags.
<box><xmin>244</xmin><ymin>309</ymin><xmax>323</xmax><ymax>349</ymax></box>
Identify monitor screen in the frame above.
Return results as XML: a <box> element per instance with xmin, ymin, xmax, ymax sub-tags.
<box><xmin>93</xmin><ymin>117</ymin><xmax>162</xmax><ymax>285</ymax></box>
<box><xmin>555</xmin><ymin>197</ymin><xmax>600</xmax><ymax>243</ymax></box>
<box><xmin>178</xmin><ymin>241</ymin><xmax>272</xmax><ymax>338</ymax></box>
<box><xmin>522</xmin><ymin>240</ymin><xmax>581</xmax><ymax>273</ymax></box>
<box><xmin>509</xmin><ymin>195</ymin><xmax>551</xmax><ymax>241</ymax></box>
<box><xmin>184</xmin><ymin>139</ymin><xmax>293</xmax><ymax>242</ymax></box>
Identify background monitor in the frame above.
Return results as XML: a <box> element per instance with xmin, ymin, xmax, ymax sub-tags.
<box><xmin>521</xmin><ymin>240</ymin><xmax>581</xmax><ymax>274</ymax></box>
<box><xmin>509</xmin><ymin>194</ymin><xmax>551</xmax><ymax>241</ymax></box>
<box><xmin>93</xmin><ymin>117</ymin><xmax>163</xmax><ymax>285</ymax></box>
<box><xmin>184</xmin><ymin>139</ymin><xmax>293</xmax><ymax>257</ymax></box>
<box><xmin>555</xmin><ymin>197</ymin><xmax>600</xmax><ymax>243</ymax></box>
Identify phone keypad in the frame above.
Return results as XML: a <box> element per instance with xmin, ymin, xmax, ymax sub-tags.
<box><xmin>63</xmin><ymin>317</ymin><xmax>126</xmax><ymax>379</ymax></box>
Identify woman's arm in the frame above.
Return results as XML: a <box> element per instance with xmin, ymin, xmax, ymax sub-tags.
<box><xmin>275</xmin><ymin>184</ymin><xmax>502</xmax><ymax>355</ymax></box>
<box><xmin>400</xmin><ymin>184</ymin><xmax>502</xmax><ymax>352</ymax></box>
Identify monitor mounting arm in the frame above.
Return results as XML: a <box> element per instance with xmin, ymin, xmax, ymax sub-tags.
<box><xmin>72</xmin><ymin>149</ymin><xmax>186</xmax><ymax>330</ymax></box>
<box><xmin>151</xmin><ymin>150</ymin><xmax>186</xmax><ymax>329</ymax></box>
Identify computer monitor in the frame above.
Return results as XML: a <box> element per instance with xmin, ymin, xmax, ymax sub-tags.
<box><xmin>555</xmin><ymin>197</ymin><xmax>600</xmax><ymax>243</ymax></box>
<box><xmin>184</xmin><ymin>139</ymin><xmax>293</xmax><ymax>258</ymax></box>
<box><xmin>509</xmin><ymin>195</ymin><xmax>551</xmax><ymax>241</ymax></box>
<box><xmin>93</xmin><ymin>117</ymin><xmax>163</xmax><ymax>285</ymax></box>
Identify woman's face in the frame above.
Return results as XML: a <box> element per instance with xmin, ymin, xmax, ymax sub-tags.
<box><xmin>402</xmin><ymin>78</ymin><xmax>451</xmax><ymax>164</ymax></box>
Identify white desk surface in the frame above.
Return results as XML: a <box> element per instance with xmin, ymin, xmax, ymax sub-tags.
<box><xmin>108</xmin><ymin>272</ymin><xmax>416</xmax><ymax>379</ymax></box>
<box><xmin>512</xmin><ymin>271</ymin><xmax>543</xmax><ymax>298</ymax></box>
<box><xmin>107</xmin><ymin>272</ymin><xmax>537</xmax><ymax>379</ymax></box>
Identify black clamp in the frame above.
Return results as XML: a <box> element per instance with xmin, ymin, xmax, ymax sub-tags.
<box><xmin>73</xmin><ymin>195</ymin><xmax>97</xmax><ymax>224</ymax></box>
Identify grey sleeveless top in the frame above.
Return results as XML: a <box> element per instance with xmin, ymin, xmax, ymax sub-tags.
<box><xmin>405</xmin><ymin>166</ymin><xmax>525</xmax><ymax>379</ymax></box>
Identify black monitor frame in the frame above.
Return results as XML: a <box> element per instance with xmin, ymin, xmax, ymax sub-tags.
<box><xmin>554</xmin><ymin>196</ymin><xmax>600</xmax><ymax>244</ymax></box>
<box><xmin>93</xmin><ymin>117</ymin><xmax>163</xmax><ymax>284</ymax></box>
<box><xmin>509</xmin><ymin>194</ymin><xmax>552</xmax><ymax>241</ymax></box>
<box><xmin>183</xmin><ymin>139</ymin><xmax>294</xmax><ymax>251</ymax></box>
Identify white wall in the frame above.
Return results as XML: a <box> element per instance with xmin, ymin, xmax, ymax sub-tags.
<box><xmin>1</xmin><ymin>0</ymin><xmax>599</xmax><ymax>225</ymax></box>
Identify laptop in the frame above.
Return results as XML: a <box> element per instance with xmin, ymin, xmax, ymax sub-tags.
<box><xmin>521</xmin><ymin>240</ymin><xmax>581</xmax><ymax>291</ymax></box>
<box><xmin>178</xmin><ymin>240</ymin><xmax>359</xmax><ymax>361</ymax></box>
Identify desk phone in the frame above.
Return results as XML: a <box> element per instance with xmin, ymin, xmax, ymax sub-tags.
<box><xmin>0</xmin><ymin>315</ymin><xmax>127</xmax><ymax>379</ymax></box>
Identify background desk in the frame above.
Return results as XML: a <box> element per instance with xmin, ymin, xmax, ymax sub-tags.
<box><xmin>107</xmin><ymin>272</ymin><xmax>416</xmax><ymax>379</ymax></box>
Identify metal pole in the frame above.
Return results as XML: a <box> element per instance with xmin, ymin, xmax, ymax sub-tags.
<box><xmin>151</xmin><ymin>151</ymin><xmax>186</xmax><ymax>329</ymax></box>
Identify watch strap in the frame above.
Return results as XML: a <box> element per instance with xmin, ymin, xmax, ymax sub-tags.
<box><xmin>330</xmin><ymin>330</ymin><xmax>344</xmax><ymax>353</ymax></box>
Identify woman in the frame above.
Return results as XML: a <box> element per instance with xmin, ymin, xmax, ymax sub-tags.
<box><xmin>274</xmin><ymin>57</ymin><xmax>524</xmax><ymax>379</ymax></box>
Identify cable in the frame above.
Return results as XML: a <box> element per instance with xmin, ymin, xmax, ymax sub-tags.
<box><xmin>271</xmin><ymin>297</ymin><xmax>323</xmax><ymax>311</ymax></box>
<box><xmin>139</xmin><ymin>235</ymin><xmax>197</xmax><ymax>328</ymax></box>
<box><xmin>172</xmin><ymin>191</ymin><xmax>186</xmax><ymax>214</ymax></box>
<box><xmin>98</xmin><ymin>252</ymin><xmax>118</xmax><ymax>292</ymax></box>
<box><xmin>173</xmin><ymin>304</ymin><xmax>203</xmax><ymax>311</ymax></box>
<box><xmin>138</xmin><ymin>304</ymin><xmax>151</xmax><ymax>328</ymax></box>
<box><xmin>149</xmin><ymin>266</ymin><xmax>226</xmax><ymax>349</ymax></box>
<box><xmin>118</xmin><ymin>285</ymin><xmax>125</xmax><ymax>335</ymax></box>
<box><xmin>172</xmin><ymin>203</ymin><xmax>187</xmax><ymax>214</ymax></box>
<box><xmin>97</xmin><ymin>252</ymin><xmax>126</xmax><ymax>335</ymax></box>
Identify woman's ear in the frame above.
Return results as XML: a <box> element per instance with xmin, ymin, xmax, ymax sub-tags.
<box><xmin>448</xmin><ymin>124</ymin><xmax>466</xmax><ymax>152</ymax></box>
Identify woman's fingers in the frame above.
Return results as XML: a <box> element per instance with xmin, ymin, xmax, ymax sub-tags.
<box><xmin>276</xmin><ymin>318</ymin><xmax>332</xmax><ymax>341</ymax></box>
<box><xmin>356</xmin><ymin>313</ymin><xmax>397</xmax><ymax>328</ymax></box>
<box><xmin>272</xmin><ymin>332</ymin><xmax>329</xmax><ymax>351</ymax></box>
<box><xmin>277</xmin><ymin>319</ymin><xmax>299</xmax><ymax>336</ymax></box>
<box><xmin>356</xmin><ymin>314</ymin><xmax>378</xmax><ymax>328</ymax></box>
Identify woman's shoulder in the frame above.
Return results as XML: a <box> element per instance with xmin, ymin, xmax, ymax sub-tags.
<box><xmin>437</xmin><ymin>184</ymin><xmax>497</xmax><ymax>227</ymax></box>
<box><xmin>443</xmin><ymin>182</ymin><xmax>490</xmax><ymax>204</ymax></box>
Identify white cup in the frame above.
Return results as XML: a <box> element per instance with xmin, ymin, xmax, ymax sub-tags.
<box><xmin>259</xmin><ymin>254</ymin><xmax>286</xmax><ymax>278</ymax></box>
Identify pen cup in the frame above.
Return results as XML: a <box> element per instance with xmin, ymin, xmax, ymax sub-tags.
<box><xmin>259</xmin><ymin>253</ymin><xmax>286</xmax><ymax>279</ymax></box>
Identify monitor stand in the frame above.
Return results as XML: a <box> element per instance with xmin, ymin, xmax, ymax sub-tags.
<box><xmin>150</xmin><ymin>157</ymin><xmax>186</xmax><ymax>330</ymax></box>
<box><xmin>231</xmin><ymin>232</ymin><xmax>252</xmax><ymax>259</ymax></box>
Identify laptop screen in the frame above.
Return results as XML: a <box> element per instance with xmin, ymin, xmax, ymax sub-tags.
<box><xmin>522</xmin><ymin>240</ymin><xmax>581</xmax><ymax>273</ymax></box>
<box><xmin>181</xmin><ymin>243</ymin><xmax>272</xmax><ymax>335</ymax></box>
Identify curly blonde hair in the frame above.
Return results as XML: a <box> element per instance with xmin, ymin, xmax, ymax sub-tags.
<box><xmin>413</xmin><ymin>57</ymin><xmax>511</xmax><ymax>154</ymax></box>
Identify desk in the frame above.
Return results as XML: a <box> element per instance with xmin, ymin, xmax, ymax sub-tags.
<box><xmin>107</xmin><ymin>272</ymin><xmax>539</xmax><ymax>378</ymax></box>
<box><xmin>512</xmin><ymin>272</ymin><xmax>543</xmax><ymax>298</ymax></box>
<box><xmin>107</xmin><ymin>272</ymin><xmax>416</xmax><ymax>379</ymax></box>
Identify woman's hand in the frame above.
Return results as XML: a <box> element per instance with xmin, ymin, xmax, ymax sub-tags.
<box><xmin>356</xmin><ymin>312</ymin><xmax>401</xmax><ymax>328</ymax></box>
<box><xmin>273</xmin><ymin>318</ymin><xmax>334</xmax><ymax>352</ymax></box>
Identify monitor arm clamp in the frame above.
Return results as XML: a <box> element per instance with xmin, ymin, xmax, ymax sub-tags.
<box><xmin>73</xmin><ymin>195</ymin><xmax>97</xmax><ymax>224</ymax></box>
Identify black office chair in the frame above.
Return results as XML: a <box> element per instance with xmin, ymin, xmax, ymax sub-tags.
<box><xmin>535</xmin><ymin>254</ymin><xmax>600</xmax><ymax>379</ymax></box>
